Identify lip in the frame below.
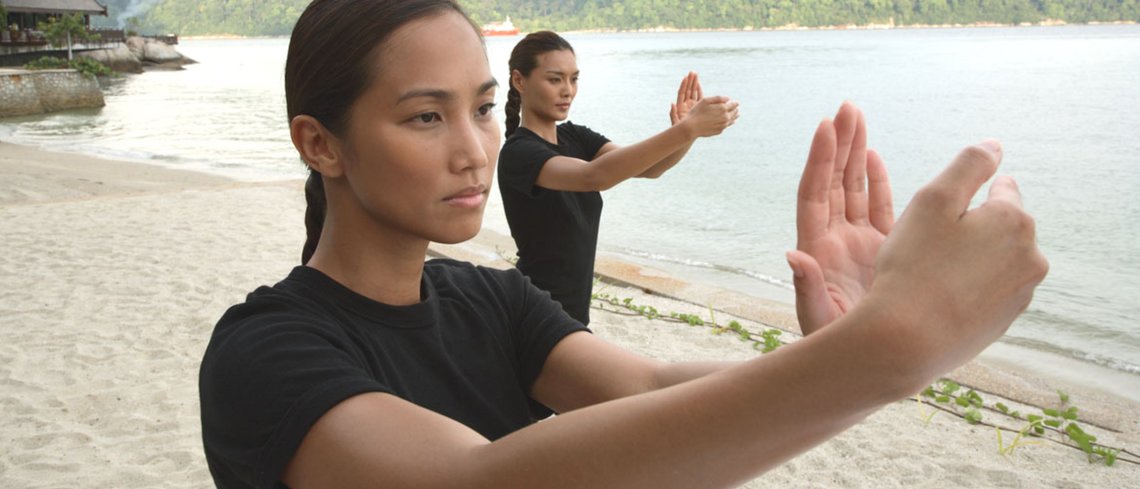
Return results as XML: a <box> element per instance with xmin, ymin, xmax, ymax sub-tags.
<box><xmin>556</xmin><ymin>103</ymin><xmax>571</xmax><ymax>110</ymax></box>
<box><xmin>443</xmin><ymin>184</ymin><xmax>488</xmax><ymax>209</ymax></box>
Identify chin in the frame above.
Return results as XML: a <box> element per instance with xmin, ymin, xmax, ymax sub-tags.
<box><xmin>429</xmin><ymin>220</ymin><xmax>482</xmax><ymax>245</ymax></box>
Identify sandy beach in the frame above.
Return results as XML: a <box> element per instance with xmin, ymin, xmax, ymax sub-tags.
<box><xmin>1</xmin><ymin>141</ymin><xmax>1137</xmax><ymax>488</ymax></box>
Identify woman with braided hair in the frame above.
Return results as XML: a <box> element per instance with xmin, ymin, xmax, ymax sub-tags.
<box><xmin>498</xmin><ymin>30</ymin><xmax>740</xmax><ymax>325</ymax></box>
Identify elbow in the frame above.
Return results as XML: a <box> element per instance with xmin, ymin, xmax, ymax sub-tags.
<box><xmin>638</xmin><ymin>169</ymin><xmax>664</xmax><ymax>180</ymax></box>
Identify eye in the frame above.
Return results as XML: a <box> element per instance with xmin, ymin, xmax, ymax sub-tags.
<box><xmin>411</xmin><ymin>112</ymin><xmax>440</xmax><ymax>124</ymax></box>
<box><xmin>477</xmin><ymin>103</ymin><xmax>496</xmax><ymax>118</ymax></box>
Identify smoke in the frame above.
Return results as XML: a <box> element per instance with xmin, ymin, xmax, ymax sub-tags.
<box><xmin>116</xmin><ymin>0</ymin><xmax>163</xmax><ymax>28</ymax></box>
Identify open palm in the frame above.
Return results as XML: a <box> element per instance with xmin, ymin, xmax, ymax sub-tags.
<box><xmin>787</xmin><ymin>102</ymin><xmax>894</xmax><ymax>335</ymax></box>
<box><xmin>670</xmin><ymin>72</ymin><xmax>702</xmax><ymax>125</ymax></box>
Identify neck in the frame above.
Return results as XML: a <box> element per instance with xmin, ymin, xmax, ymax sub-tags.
<box><xmin>519</xmin><ymin>109</ymin><xmax>558</xmax><ymax>145</ymax></box>
<box><xmin>305</xmin><ymin>192</ymin><xmax>428</xmax><ymax>306</ymax></box>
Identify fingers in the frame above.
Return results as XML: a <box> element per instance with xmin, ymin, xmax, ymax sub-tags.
<box><xmin>921</xmin><ymin>139</ymin><xmax>1003</xmax><ymax>219</ymax></box>
<box><xmin>787</xmin><ymin>250</ymin><xmax>834</xmax><ymax>336</ymax></box>
<box><xmin>985</xmin><ymin>175</ymin><xmax>1023</xmax><ymax>209</ymax></box>
<box><xmin>725</xmin><ymin>99</ymin><xmax>741</xmax><ymax>127</ymax></box>
<box><xmin>866</xmin><ymin>149</ymin><xmax>895</xmax><ymax>234</ymax></box>
<box><xmin>843</xmin><ymin>108</ymin><xmax>870</xmax><ymax>223</ymax></box>
<box><xmin>828</xmin><ymin>102</ymin><xmax>861</xmax><ymax>225</ymax></box>
<box><xmin>676</xmin><ymin>73</ymin><xmax>691</xmax><ymax>107</ymax></box>
<box><xmin>797</xmin><ymin>118</ymin><xmax>837</xmax><ymax>244</ymax></box>
<box><xmin>691</xmin><ymin>72</ymin><xmax>702</xmax><ymax>101</ymax></box>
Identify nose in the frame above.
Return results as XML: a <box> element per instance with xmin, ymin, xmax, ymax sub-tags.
<box><xmin>449</xmin><ymin>118</ymin><xmax>490</xmax><ymax>173</ymax></box>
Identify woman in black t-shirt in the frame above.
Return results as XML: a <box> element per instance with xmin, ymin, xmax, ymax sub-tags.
<box><xmin>198</xmin><ymin>1</ymin><xmax>1049</xmax><ymax>488</ymax></box>
<box><xmin>498</xmin><ymin>31</ymin><xmax>740</xmax><ymax>325</ymax></box>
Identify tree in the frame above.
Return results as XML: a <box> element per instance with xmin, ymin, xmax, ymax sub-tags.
<box><xmin>37</xmin><ymin>14</ymin><xmax>99</xmax><ymax>61</ymax></box>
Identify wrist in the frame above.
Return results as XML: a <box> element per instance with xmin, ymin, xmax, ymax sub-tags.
<box><xmin>831</xmin><ymin>293</ymin><xmax>938</xmax><ymax>399</ymax></box>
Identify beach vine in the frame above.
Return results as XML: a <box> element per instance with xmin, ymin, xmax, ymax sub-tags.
<box><xmin>914</xmin><ymin>382</ymin><xmax>1138</xmax><ymax>466</ymax></box>
<box><xmin>587</xmin><ymin>281</ymin><xmax>1139</xmax><ymax>467</ymax></box>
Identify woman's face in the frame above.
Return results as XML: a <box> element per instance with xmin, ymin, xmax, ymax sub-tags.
<box><xmin>339</xmin><ymin>11</ymin><xmax>499</xmax><ymax>245</ymax></box>
<box><xmin>519</xmin><ymin>49</ymin><xmax>578</xmax><ymax>122</ymax></box>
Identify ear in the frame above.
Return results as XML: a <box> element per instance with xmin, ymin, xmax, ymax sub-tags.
<box><xmin>510</xmin><ymin>69</ymin><xmax>525</xmax><ymax>94</ymax></box>
<box><xmin>290</xmin><ymin>115</ymin><xmax>346</xmax><ymax>178</ymax></box>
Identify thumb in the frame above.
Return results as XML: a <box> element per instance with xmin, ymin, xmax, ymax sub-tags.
<box><xmin>787</xmin><ymin>250</ymin><xmax>833</xmax><ymax>336</ymax></box>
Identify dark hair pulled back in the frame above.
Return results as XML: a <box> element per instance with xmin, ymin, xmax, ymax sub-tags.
<box><xmin>505</xmin><ymin>31</ymin><xmax>574</xmax><ymax>138</ymax></box>
<box><xmin>286</xmin><ymin>0</ymin><xmax>476</xmax><ymax>264</ymax></box>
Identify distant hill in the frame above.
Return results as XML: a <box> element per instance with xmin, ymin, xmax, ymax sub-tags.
<box><xmin>91</xmin><ymin>0</ymin><xmax>1139</xmax><ymax>37</ymax></box>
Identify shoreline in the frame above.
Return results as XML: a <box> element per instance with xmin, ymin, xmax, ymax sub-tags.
<box><xmin>174</xmin><ymin>20</ymin><xmax>1138</xmax><ymax>41</ymax></box>
<box><xmin>2</xmin><ymin>142</ymin><xmax>1138</xmax><ymax>486</ymax></box>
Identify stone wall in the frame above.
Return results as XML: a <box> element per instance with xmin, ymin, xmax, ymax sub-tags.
<box><xmin>0</xmin><ymin>69</ymin><xmax>104</xmax><ymax>118</ymax></box>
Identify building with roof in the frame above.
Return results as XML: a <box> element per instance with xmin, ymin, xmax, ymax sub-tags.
<box><xmin>1</xmin><ymin>1</ymin><xmax>112</xmax><ymax>62</ymax></box>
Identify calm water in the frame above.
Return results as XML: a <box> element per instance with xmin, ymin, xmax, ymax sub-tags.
<box><xmin>3</xmin><ymin>25</ymin><xmax>1138</xmax><ymax>400</ymax></box>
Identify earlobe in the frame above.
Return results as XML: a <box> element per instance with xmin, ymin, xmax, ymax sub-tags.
<box><xmin>290</xmin><ymin>115</ymin><xmax>345</xmax><ymax>178</ymax></box>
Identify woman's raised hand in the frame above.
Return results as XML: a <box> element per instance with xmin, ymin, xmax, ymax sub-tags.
<box><xmin>670</xmin><ymin>72</ymin><xmax>703</xmax><ymax>125</ymax></box>
<box><xmin>680</xmin><ymin>95</ymin><xmax>740</xmax><ymax>138</ymax></box>
<box><xmin>786</xmin><ymin>102</ymin><xmax>892</xmax><ymax>335</ymax></box>
<box><xmin>790</xmin><ymin>101</ymin><xmax>1048</xmax><ymax>377</ymax></box>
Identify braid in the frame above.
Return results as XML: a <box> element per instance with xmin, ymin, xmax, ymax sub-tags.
<box><xmin>505</xmin><ymin>81</ymin><xmax>522</xmax><ymax>138</ymax></box>
<box><xmin>301</xmin><ymin>169</ymin><xmax>326</xmax><ymax>265</ymax></box>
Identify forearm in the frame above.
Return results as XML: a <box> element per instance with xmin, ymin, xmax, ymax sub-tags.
<box><xmin>651</xmin><ymin>360</ymin><xmax>736</xmax><ymax>389</ymax></box>
<box><xmin>637</xmin><ymin>141</ymin><xmax>693</xmax><ymax>179</ymax></box>
<box><xmin>465</xmin><ymin>305</ymin><xmax>923</xmax><ymax>489</ymax></box>
<box><xmin>585</xmin><ymin>124</ymin><xmax>694</xmax><ymax>190</ymax></box>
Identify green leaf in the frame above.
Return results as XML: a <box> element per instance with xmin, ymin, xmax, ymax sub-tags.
<box><xmin>1042</xmin><ymin>408</ymin><xmax>1059</xmax><ymax>417</ymax></box>
<box><xmin>1062</xmin><ymin>407</ymin><xmax>1078</xmax><ymax>420</ymax></box>
<box><xmin>955</xmin><ymin>396</ymin><xmax>970</xmax><ymax>407</ymax></box>
<box><xmin>1057</xmin><ymin>389</ymin><xmax>1070</xmax><ymax>404</ymax></box>
<box><xmin>936</xmin><ymin>395</ymin><xmax>950</xmax><ymax>404</ymax></box>
<box><xmin>940</xmin><ymin>380</ymin><xmax>961</xmax><ymax>395</ymax></box>
<box><xmin>996</xmin><ymin>402</ymin><xmax>1009</xmax><ymax>414</ymax></box>
<box><xmin>964</xmin><ymin>409</ymin><xmax>983</xmax><ymax>424</ymax></box>
<box><xmin>1044</xmin><ymin>419</ymin><xmax>1061</xmax><ymax>428</ymax></box>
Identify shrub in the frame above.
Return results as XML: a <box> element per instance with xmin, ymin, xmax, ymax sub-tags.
<box><xmin>24</xmin><ymin>56</ymin><xmax>115</xmax><ymax>79</ymax></box>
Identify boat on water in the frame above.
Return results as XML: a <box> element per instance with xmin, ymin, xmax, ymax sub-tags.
<box><xmin>482</xmin><ymin>16</ymin><xmax>520</xmax><ymax>36</ymax></box>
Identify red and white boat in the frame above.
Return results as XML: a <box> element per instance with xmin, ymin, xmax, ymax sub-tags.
<box><xmin>481</xmin><ymin>16</ymin><xmax>520</xmax><ymax>36</ymax></box>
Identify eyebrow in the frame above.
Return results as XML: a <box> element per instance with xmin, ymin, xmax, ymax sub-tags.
<box><xmin>396</xmin><ymin>79</ymin><xmax>499</xmax><ymax>103</ymax></box>
<box><xmin>544</xmin><ymin>69</ymin><xmax>580</xmax><ymax>76</ymax></box>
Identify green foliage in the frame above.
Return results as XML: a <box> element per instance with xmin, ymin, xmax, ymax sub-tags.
<box><xmin>37</xmin><ymin>14</ymin><xmax>99</xmax><ymax>47</ymax></box>
<box><xmin>590</xmin><ymin>290</ymin><xmax>788</xmax><ymax>353</ymax></box>
<box><xmin>24</xmin><ymin>56</ymin><xmax>70</xmax><ymax>70</ymax></box>
<box><xmin>88</xmin><ymin>0</ymin><xmax>1140</xmax><ymax>37</ymax></box>
<box><xmin>68</xmin><ymin>57</ymin><xmax>115</xmax><ymax>78</ymax></box>
<box><xmin>23</xmin><ymin>56</ymin><xmax>114</xmax><ymax>79</ymax></box>
<box><xmin>920</xmin><ymin>379</ymin><xmax>1133</xmax><ymax>466</ymax></box>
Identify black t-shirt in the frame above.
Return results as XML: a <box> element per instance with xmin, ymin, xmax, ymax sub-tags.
<box><xmin>497</xmin><ymin>121</ymin><xmax>611</xmax><ymax>325</ymax></box>
<box><xmin>199</xmin><ymin>260</ymin><xmax>587</xmax><ymax>489</ymax></box>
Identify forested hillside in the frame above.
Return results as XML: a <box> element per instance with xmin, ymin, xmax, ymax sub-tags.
<box><xmin>91</xmin><ymin>0</ymin><xmax>1140</xmax><ymax>36</ymax></box>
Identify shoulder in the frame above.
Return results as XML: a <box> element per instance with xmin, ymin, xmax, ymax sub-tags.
<box><xmin>559</xmin><ymin>121</ymin><xmax>607</xmax><ymax>140</ymax></box>
<box><xmin>202</xmin><ymin>274</ymin><xmax>345</xmax><ymax>374</ymax></box>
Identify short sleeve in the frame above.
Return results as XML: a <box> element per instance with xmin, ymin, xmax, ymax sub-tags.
<box><xmin>199</xmin><ymin>308</ymin><xmax>389</xmax><ymax>489</ymax></box>
<box><xmin>564</xmin><ymin>122</ymin><xmax>611</xmax><ymax>160</ymax></box>
<box><xmin>486</xmin><ymin>267</ymin><xmax>589</xmax><ymax>391</ymax></box>
<box><xmin>498</xmin><ymin>134</ymin><xmax>561</xmax><ymax>198</ymax></box>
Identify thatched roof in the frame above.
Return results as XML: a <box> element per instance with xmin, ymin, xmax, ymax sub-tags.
<box><xmin>2</xmin><ymin>0</ymin><xmax>109</xmax><ymax>16</ymax></box>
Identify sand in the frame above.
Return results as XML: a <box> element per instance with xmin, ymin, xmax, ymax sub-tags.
<box><xmin>1</xmin><ymin>141</ymin><xmax>1137</xmax><ymax>488</ymax></box>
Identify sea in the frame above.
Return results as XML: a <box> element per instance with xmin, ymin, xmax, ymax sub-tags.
<box><xmin>2</xmin><ymin>24</ymin><xmax>1137</xmax><ymax>402</ymax></box>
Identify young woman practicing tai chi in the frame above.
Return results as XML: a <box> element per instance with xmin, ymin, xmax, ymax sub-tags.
<box><xmin>198</xmin><ymin>1</ymin><xmax>1048</xmax><ymax>488</ymax></box>
<box><xmin>498</xmin><ymin>30</ymin><xmax>739</xmax><ymax>325</ymax></box>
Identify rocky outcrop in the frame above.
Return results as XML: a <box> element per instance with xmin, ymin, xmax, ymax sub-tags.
<box><xmin>82</xmin><ymin>37</ymin><xmax>195</xmax><ymax>73</ymax></box>
<box><xmin>0</xmin><ymin>69</ymin><xmax>104</xmax><ymax>118</ymax></box>
<box><xmin>80</xmin><ymin>45</ymin><xmax>143</xmax><ymax>74</ymax></box>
